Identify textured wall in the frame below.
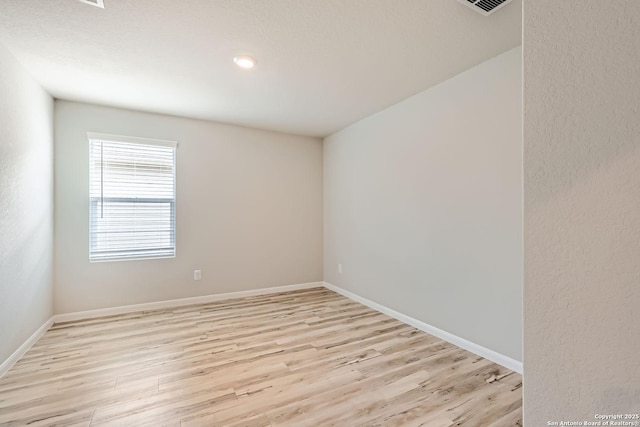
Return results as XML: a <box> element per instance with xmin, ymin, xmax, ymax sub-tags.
<box><xmin>54</xmin><ymin>101</ymin><xmax>323</xmax><ymax>314</ymax></box>
<box><xmin>324</xmin><ymin>47</ymin><xmax>522</xmax><ymax>361</ymax></box>
<box><xmin>0</xmin><ymin>44</ymin><xmax>54</xmax><ymax>364</ymax></box>
<box><xmin>524</xmin><ymin>1</ymin><xmax>640</xmax><ymax>423</ymax></box>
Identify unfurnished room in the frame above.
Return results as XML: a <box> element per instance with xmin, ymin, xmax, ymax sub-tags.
<box><xmin>1</xmin><ymin>1</ymin><xmax>639</xmax><ymax>426</ymax></box>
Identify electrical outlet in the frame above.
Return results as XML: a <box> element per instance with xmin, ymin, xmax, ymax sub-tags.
<box><xmin>338</xmin><ymin>264</ymin><xmax>343</xmax><ymax>274</ymax></box>
<box><xmin>193</xmin><ymin>270</ymin><xmax>202</xmax><ymax>281</ymax></box>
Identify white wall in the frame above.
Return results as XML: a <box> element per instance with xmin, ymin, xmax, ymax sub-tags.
<box><xmin>524</xmin><ymin>1</ymin><xmax>640</xmax><ymax>423</ymax></box>
<box><xmin>323</xmin><ymin>47</ymin><xmax>522</xmax><ymax>361</ymax></box>
<box><xmin>54</xmin><ymin>101</ymin><xmax>322</xmax><ymax>314</ymax></box>
<box><xmin>0</xmin><ymin>44</ymin><xmax>54</xmax><ymax>364</ymax></box>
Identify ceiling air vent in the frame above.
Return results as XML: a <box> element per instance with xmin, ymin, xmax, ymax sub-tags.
<box><xmin>78</xmin><ymin>0</ymin><xmax>104</xmax><ymax>8</ymax></box>
<box><xmin>457</xmin><ymin>0</ymin><xmax>513</xmax><ymax>16</ymax></box>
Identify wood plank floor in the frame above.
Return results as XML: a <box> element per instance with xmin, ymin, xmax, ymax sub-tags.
<box><xmin>0</xmin><ymin>288</ymin><xmax>522</xmax><ymax>426</ymax></box>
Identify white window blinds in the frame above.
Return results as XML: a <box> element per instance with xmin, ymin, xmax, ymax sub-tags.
<box><xmin>88</xmin><ymin>133</ymin><xmax>177</xmax><ymax>261</ymax></box>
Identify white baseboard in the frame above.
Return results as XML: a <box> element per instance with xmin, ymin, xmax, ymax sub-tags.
<box><xmin>322</xmin><ymin>281</ymin><xmax>523</xmax><ymax>374</ymax></box>
<box><xmin>0</xmin><ymin>317</ymin><xmax>54</xmax><ymax>379</ymax></box>
<box><xmin>53</xmin><ymin>281</ymin><xmax>323</xmax><ymax>323</ymax></box>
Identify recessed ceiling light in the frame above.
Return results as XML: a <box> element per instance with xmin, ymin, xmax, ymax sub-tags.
<box><xmin>78</xmin><ymin>0</ymin><xmax>105</xmax><ymax>8</ymax></box>
<box><xmin>233</xmin><ymin>56</ymin><xmax>257</xmax><ymax>69</ymax></box>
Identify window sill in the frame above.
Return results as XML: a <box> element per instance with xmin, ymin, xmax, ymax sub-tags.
<box><xmin>89</xmin><ymin>255</ymin><xmax>176</xmax><ymax>263</ymax></box>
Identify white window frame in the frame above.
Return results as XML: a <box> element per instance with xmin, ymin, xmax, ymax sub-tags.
<box><xmin>87</xmin><ymin>132</ymin><xmax>177</xmax><ymax>262</ymax></box>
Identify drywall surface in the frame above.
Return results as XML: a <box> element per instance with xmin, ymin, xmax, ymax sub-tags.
<box><xmin>324</xmin><ymin>47</ymin><xmax>522</xmax><ymax>361</ymax></box>
<box><xmin>54</xmin><ymin>101</ymin><xmax>322</xmax><ymax>313</ymax></box>
<box><xmin>524</xmin><ymin>1</ymin><xmax>640</xmax><ymax>423</ymax></box>
<box><xmin>0</xmin><ymin>44</ymin><xmax>54</xmax><ymax>364</ymax></box>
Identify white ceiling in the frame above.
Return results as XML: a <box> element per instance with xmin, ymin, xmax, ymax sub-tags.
<box><xmin>0</xmin><ymin>0</ymin><xmax>521</xmax><ymax>137</ymax></box>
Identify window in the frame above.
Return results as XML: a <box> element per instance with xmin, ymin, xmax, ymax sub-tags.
<box><xmin>88</xmin><ymin>133</ymin><xmax>177</xmax><ymax>261</ymax></box>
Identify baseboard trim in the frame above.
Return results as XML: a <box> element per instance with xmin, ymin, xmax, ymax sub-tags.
<box><xmin>53</xmin><ymin>281</ymin><xmax>324</xmax><ymax>324</ymax></box>
<box><xmin>0</xmin><ymin>317</ymin><xmax>54</xmax><ymax>379</ymax></box>
<box><xmin>322</xmin><ymin>281</ymin><xmax>523</xmax><ymax>374</ymax></box>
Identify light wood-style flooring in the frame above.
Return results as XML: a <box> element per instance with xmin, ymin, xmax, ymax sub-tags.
<box><xmin>0</xmin><ymin>288</ymin><xmax>522</xmax><ymax>426</ymax></box>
